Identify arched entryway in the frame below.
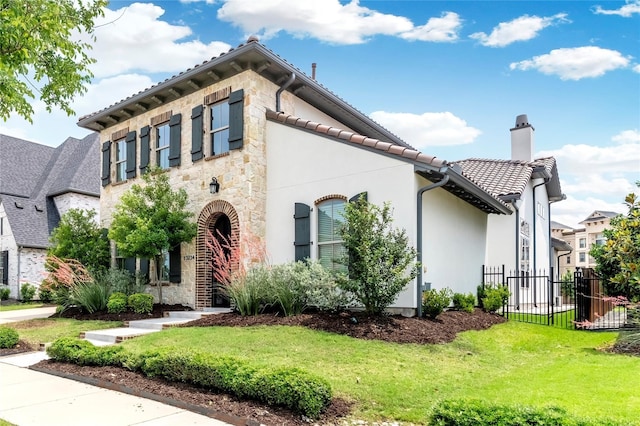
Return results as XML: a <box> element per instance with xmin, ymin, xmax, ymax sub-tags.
<box><xmin>195</xmin><ymin>200</ymin><xmax>239</xmax><ymax>310</ymax></box>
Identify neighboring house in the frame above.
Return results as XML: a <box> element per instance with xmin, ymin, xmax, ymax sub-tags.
<box><xmin>454</xmin><ymin>115</ymin><xmax>565</xmax><ymax>306</ymax></box>
<box><xmin>552</xmin><ymin>210</ymin><xmax>619</xmax><ymax>278</ymax></box>
<box><xmin>0</xmin><ymin>133</ymin><xmax>100</xmax><ymax>299</ymax></box>
<box><xmin>77</xmin><ymin>38</ymin><xmax>513</xmax><ymax>315</ymax></box>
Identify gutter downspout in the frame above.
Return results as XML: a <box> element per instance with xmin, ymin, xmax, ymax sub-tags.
<box><xmin>16</xmin><ymin>246</ymin><xmax>21</xmax><ymax>301</ymax></box>
<box><xmin>275</xmin><ymin>73</ymin><xmax>296</xmax><ymax>112</ymax></box>
<box><xmin>510</xmin><ymin>200</ymin><xmax>520</xmax><ymax>310</ymax></box>
<box><xmin>416</xmin><ymin>170</ymin><xmax>449</xmax><ymax>318</ymax></box>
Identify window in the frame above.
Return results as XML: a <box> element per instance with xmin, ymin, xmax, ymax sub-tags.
<box><xmin>579</xmin><ymin>238</ymin><xmax>586</xmax><ymax>249</ymax></box>
<box><xmin>1</xmin><ymin>250</ymin><xmax>8</xmax><ymax>284</ymax></box>
<box><xmin>595</xmin><ymin>233</ymin><xmax>606</xmax><ymax>246</ymax></box>
<box><xmin>317</xmin><ymin>199</ymin><xmax>346</xmax><ymax>271</ymax></box>
<box><xmin>0</xmin><ymin>217</ymin><xmax>3</xmax><ymax>235</ymax></box>
<box><xmin>566</xmin><ymin>256</ymin><xmax>571</xmax><ymax>264</ymax></box>
<box><xmin>520</xmin><ymin>236</ymin><xmax>530</xmax><ymax>273</ymax></box>
<box><xmin>210</xmin><ymin>101</ymin><xmax>230</xmax><ymax>156</ymax></box>
<box><xmin>579</xmin><ymin>252</ymin><xmax>586</xmax><ymax>263</ymax></box>
<box><xmin>536</xmin><ymin>201</ymin><xmax>546</xmax><ymax>219</ymax></box>
<box><xmin>160</xmin><ymin>250</ymin><xmax>170</xmax><ymax>282</ymax></box>
<box><xmin>156</xmin><ymin>123</ymin><xmax>170</xmax><ymax>169</ymax></box>
<box><xmin>115</xmin><ymin>139</ymin><xmax>126</xmax><ymax>182</ymax></box>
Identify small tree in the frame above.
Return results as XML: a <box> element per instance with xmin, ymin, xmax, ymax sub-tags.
<box><xmin>590</xmin><ymin>183</ymin><xmax>640</xmax><ymax>301</ymax></box>
<box><xmin>0</xmin><ymin>0</ymin><xmax>107</xmax><ymax>122</ymax></box>
<box><xmin>337</xmin><ymin>198</ymin><xmax>420</xmax><ymax>315</ymax></box>
<box><xmin>108</xmin><ymin>167</ymin><xmax>197</xmax><ymax>309</ymax></box>
<box><xmin>48</xmin><ymin>208</ymin><xmax>110</xmax><ymax>273</ymax></box>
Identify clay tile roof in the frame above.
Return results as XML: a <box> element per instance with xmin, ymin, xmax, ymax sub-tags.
<box><xmin>265</xmin><ymin>109</ymin><xmax>447</xmax><ymax>169</ymax></box>
<box><xmin>454</xmin><ymin>158</ymin><xmax>533</xmax><ymax>199</ymax></box>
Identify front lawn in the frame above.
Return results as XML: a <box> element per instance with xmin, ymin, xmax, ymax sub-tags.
<box><xmin>5</xmin><ymin>318</ymin><xmax>123</xmax><ymax>347</ymax></box>
<box><xmin>0</xmin><ymin>302</ymin><xmax>45</xmax><ymax>312</ymax></box>
<box><xmin>120</xmin><ymin>321</ymin><xmax>638</xmax><ymax>424</ymax></box>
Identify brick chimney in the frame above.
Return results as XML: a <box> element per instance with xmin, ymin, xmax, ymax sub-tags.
<box><xmin>510</xmin><ymin>114</ymin><xmax>534</xmax><ymax>162</ymax></box>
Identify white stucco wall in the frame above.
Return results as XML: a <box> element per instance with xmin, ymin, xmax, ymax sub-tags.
<box><xmin>265</xmin><ymin>120</ymin><xmax>418</xmax><ymax>309</ymax></box>
<box><xmin>291</xmin><ymin>98</ymin><xmax>357</xmax><ymax>132</ymax></box>
<box><xmin>53</xmin><ymin>193</ymin><xmax>100</xmax><ymax>221</ymax></box>
<box><xmin>420</xmin><ymin>178</ymin><xmax>489</xmax><ymax>296</ymax></box>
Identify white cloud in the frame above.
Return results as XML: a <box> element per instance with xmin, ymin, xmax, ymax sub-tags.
<box><xmin>559</xmin><ymin>174</ymin><xmax>635</xmax><ymax>197</ymax></box>
<box><xmin>87</xmin><ymin>3</ymin><xmax>231</xmax><ymax>78</ymax></box>
<box><xmin>73</xmin><ymin>74</ymin><xmax>156</xmax><ymax>118</ymax></box>
<box><xmin>470</xmin><ymin>13</ymin><xmax>568</xmax><ymax>47</ymax></box>
<box><xmin>633</xmin><ymin>64</ymin><xmax>640</xmax><ymax>73</ymax></box>
<box><xmin>217</xmin><ymin>0</ymin><xmax>459</xmax><ymax>44</ymax></box>
<box><xmin>510</xmin><ymin>46</ymin><xmax>630</xmax><ymax>80</ymax></box>
<box><xmin>612</xmin><ymin>129</ymin><xmax>640</xmax><ymax>144</ymax></box>
<box><xmin>400</xmin><ymin>12</ymin><xmax>462</xmax><ymax>42</ymax></box>
<box><xmin>537</xmin><ymin>142</ymin><xmax>640</xmax><ymax>174</ymax></box>
<box><xmin>593</xmin><ymin>0</ymin><xmax>640</xmax><ymax>17</ymax></box>
<box><xmin>551</xmin><ymin>195</ymin><xmax>625</xmax><ymax>229</ymax></box>
<box><xmin>369</xmin><ymin>111</ymin><xmax>481</xmax><ymax>149</ymax></box>
<box><xmin>180</xmin><ymin>0</ymin><xmax>216</xmax><ymax>4</ymax></box>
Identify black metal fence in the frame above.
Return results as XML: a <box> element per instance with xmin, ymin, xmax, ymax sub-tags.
<box><xmin>482</xmin><ymin>265</ymin><xmax>635</xmax><ymax>330</ymax></box>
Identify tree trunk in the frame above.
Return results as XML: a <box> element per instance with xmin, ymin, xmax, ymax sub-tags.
<box><xmin>154</xmin><ymin>254</ymin><xmax>164</xmax><ymax>316</ymax></box>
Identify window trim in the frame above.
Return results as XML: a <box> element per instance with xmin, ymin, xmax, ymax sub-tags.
<box><xmin>115</xmin><ymin>138</ymin><xmax>127</xmax><ymax>182</ymax></box>
<box><xmin>209</xmin><ymin>99</ymin><xmax>230</xmax><ymax>157</ymax></box>
<box><xmin>316</xmin><ymin>197</ymin><xmax>347</xmax><ymax>272</ymax></box>
<box><xmin>155</xmin><ymin>122</ymin><xmax>171</xmax><ymax>169</ymax></box>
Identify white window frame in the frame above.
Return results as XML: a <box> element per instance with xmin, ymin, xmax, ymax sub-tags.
<box><xmin>115</xmin><ymin>138</ymin><xmax>126</xmax><ymax>182</ymax></box>
<box><xmin>317</xmin><ymin>198</ymin><xmax>346</xmax><ymax>272</ymax></box>
<box><xmin>156</xmin><ymin>123</ymin><xmax>170</xmax><ymax>169</ymax></box>
<box><xmin>209</xmin><ymin>100</ymin><xmax>230</xmax><ymax>157</ymax></box>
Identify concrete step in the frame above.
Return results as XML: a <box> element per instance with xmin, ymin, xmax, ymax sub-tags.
<box><xmin>126</xmin><ymin>317</ymin><xmax>194</xmax><ymax>330</ymax></box>
<box><xmin>81</xmin><ymin>327</ymin><xmax>158</xmax><ymax>344</ymax></box>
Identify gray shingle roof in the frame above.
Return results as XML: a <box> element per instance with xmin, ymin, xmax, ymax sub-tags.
<box><xmin>580</xmin><ymin>210</ymin><xmax>620</xmax><ymax>224</ymax></box>
<box><xmin>0</xmin><ymin>133</ymin><xmax>100</xmax><ymax>248</ymax></box>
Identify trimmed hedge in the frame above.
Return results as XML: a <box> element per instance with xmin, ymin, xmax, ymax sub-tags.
<box><xmin>46</xmin><ymin>338</ymin><xmax>332</xmax><ymax>418</ymax></box>
<box><xmin>430</xmin><ymin>399</ymin><xmax>624</xmax><ymax>426</ymax></box>
<box><xmin>127</xmin><ymin>293</ymin><xmax>153</xmax><ymax>314</ymax></box>
<box><xmin>107</xmin><ymin>292</ymin><xmax>128</xmax><ymax>314</ymax></box>
<box><xmin>0</xmin><ymin>326</ymin><xmax>19</xmax><ymax>348</ymax></box>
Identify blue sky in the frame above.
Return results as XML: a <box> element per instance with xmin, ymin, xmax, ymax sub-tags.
<box><xmin>1</xmin><ymin>0</ymin><xmax>638</xmax><ymax>227</ymax></box>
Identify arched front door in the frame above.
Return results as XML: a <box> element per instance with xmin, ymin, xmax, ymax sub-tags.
<box><xmin>210</xmin><ymin>214</ymin><xmax>231</xmax><ymax>307</ymax></box>
<box><xmin>195</xmin><ymin>200</ymin><xmax>239</xmax><ymax>310</ymax></box>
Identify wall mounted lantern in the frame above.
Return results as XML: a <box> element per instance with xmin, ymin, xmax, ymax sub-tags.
<box><xmin>209</xmin><ymin>177</ymin><xmax>220</xmax><ymax>194</ymax></box>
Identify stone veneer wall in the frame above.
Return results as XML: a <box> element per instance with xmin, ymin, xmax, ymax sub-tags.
<box><xmin>53</xmin><ymin>193</ymin><xmax>100</xmax><ymax>222</ymax></box>
<box><xmin>99</xmin><ymin>70</ymin><xmax>283</xmax><ymax>308</ymax></box>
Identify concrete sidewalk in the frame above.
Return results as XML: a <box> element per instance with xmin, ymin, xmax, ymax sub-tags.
<box><xmin>0</xmin><ymin>358</ymin><xmax>232</xmax><ymax>426</ymax></box>
<box><xmin>0</xmin><ymin>305</ymin><xmax>57</xmax><ymax>324</ymax></box>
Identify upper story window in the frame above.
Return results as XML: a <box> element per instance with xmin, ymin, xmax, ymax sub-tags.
<box><xmin>317</xmin><ymin>199</ymin><xmax>346</xmax><ymax>272</ymax></box>
<box><xmin>156</xmin><ymin>122</ymin><xmax>170</xmax><ymax>169</ymax></box>
<box><xmin>210</xmin><ymin>101</ymin><xmax>230</xmax><ymax>156</ymax></box>
<box><xmin>579</xmin><ymin>238</ymin><xmax>586</xmax><ymax>249</ymax></box>
<box><xmin>579</xmin><ymin>252</ymin><xmax>586</xmax><ymax>263</ymax></box>
<box><xmin>595</xmin><ymin>233</ymin><xmax>606</xmax><ymax>246</ymax></box>
<box><xmin>115</xmin><ymin>138</ymin><xmax>126</xmax><ymax>182</ymax></box>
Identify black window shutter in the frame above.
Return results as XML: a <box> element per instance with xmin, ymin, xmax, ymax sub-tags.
<box><xmin>101</xmin><ymin>141</ymin><xmax>111</xmax><ymax>186</ymax></box>
<box><xmin>169</xmin><ymin>245</ymin><xmax>181</xmax><ymax>283</ymax></box>
<box><xmin>349</xmin><ymin>192</ymin><xmax>368</xmax><ymax>203</ymax></box>
<box><xmin>125</xmin><ymin>131</ymin><xmax>137</xmax><ymax>179</ymax></box>
<box><xmin>294</xmin><ymin>203</ymin><xmax>311</xmax><ymax>261</ymax></box>
<box><xmin>139</xmin><ymin>126</ymin><xmax>150</xmax><ymax>174</ymax></box>
<box><xmin>124</xmin><ymin>257</ymin><xmax>136</xmax><ymax>275</ymax></box>
<box><xmin>1</xmin><ymin>250</ymin><xmax>8</xmax><ymax>284</ymax></box>
<box><xmin>140</xmin><ymin>258</ymin><xmax>150</xmax><ymax>281</ymax></box>
<box><xmin>191</xmin><ymin>105</ymin><xmax>204</xmax><ymax>162</ymax></box>
<box><xmin>228</xmin><ymin>89</ymin><xmax>244</xmax><ymax>150</ymax></box>
<box><xmin>169</xmin><ymin>113</ymin><xmax>182</xmax><ymax>167</ymax></box>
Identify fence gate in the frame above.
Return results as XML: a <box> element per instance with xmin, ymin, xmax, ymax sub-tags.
<box><xmin>482</xmin><ymin>266</ymin><xmax>630</xmax><ymax>330</ymax></box>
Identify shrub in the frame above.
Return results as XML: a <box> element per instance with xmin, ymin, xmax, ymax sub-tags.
<box><xmin>20</xmin><ymin>283</ymin><xmax>36</xmax><ymax>302</ymax></box>
<box><xmin>128</xmin><ymin>293</ymin><xmax>153</xmax><ymax>314</ymax></box>
<box><xmin>70</xmin><ymin>281</ymin><xmax>111</xmax><ymax>313</ymax></box>
<box><xmin>227</xmin><ymin>267</ymin><xmax>270</xmax><ymax>316</ymax></box>
<box><xmin>477</xmin><ymin>284</ymin><xmax>486</xmax><ymax>310</ymax></box>
<box><xmin>612</xmin><ymin>331</ymin><xmax>640</xmax><ymax>355</ymax></box>
<box><xmin>48</xmin><ymin>341</ymin><xmax>332</xmax><ymax>419</ymax></box>
<box><xmin>268</xmin><ymin>263</ymin><xmax>309</xmax><ymax>316</ymax></box>
<box><xmin>0</xmin><ymin>286</ymin><xmax>10</xmax><ymax>301</ymax></box>
<box><xmin>37</xmin><ymin>285</ymin><xmax>53</xmax><ymax>303</ymax></box>
<box><xmin>107</xmin><ymin>292</ymin><xmax>128</xmax><ymax>314</ymax></box>
<box><xmin>452</xmin><ymin>292</ymin><xmax>475</xmax><ymax>313</ymax></box>
<box><xmin>422</xmin><ymin>288</ymin><xmax>452</xmax><ymax>319</ymax></box>
<box><xmin>429</xmin><ymin>399</ymin><xmax>621</xmax><ymax>426</ymax></box>
<box><xmin>301</xmin><ymin>260</ymin><xmax>354</xmax><ymax>312</ymax></box>
<box><xmin>95</xmin><ymin>268</ymin><xmax>145</xmax><ymax>296</ymax></box>
<box><xmin>482</xmin><ymin>284</ymin><xmax>510</xmax><ymax>313</ymax></box>
<box><xmin>0</xmin><ymin>326</ymin><xmax>19</xmax><ymax>348</ymax></box>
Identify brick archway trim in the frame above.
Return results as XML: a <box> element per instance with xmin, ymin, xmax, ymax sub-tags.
<box><xmin>195</xmin><ymin>200</ymin><xmax>239</xmax><ymax>309</ymax></box>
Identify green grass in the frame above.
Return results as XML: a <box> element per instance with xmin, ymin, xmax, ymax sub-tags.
<box><xmin>5</xmin><ymin>318</ymin><xmax>123</xmax><ymax>347</ymax></box>
<box><xmin>120</xmin><ymin>321</ymin><xmax>639</xmax><ymax>424</ymax></box>
<box><xmin>0</xmin><ymin>302</ymin><xmax>45</xmax><ymax>311</ymax></box>
<box><xmin>506</xmin><ymin>309</ymin><xmax>576</xmax><ymax>328</ymax></box>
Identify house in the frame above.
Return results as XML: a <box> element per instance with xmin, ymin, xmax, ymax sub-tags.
<box><xmin>552</xmin><ymin>210</ymin><xmax>620</xmax><ymax>278</ymax></box>
<box><xmin>77</xmin><ymin>38</ymin><xmax>512</xmax><ymax>316</ymax></box>
<box><xmin>0</xmin><ymin>133</ymin><xmax>100</xmax><ymax>299</ymax></box>
<box><xmin>454</xmin><ymin>115</ymin><xmax>565</xmax><ymax>306</ymax></box>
